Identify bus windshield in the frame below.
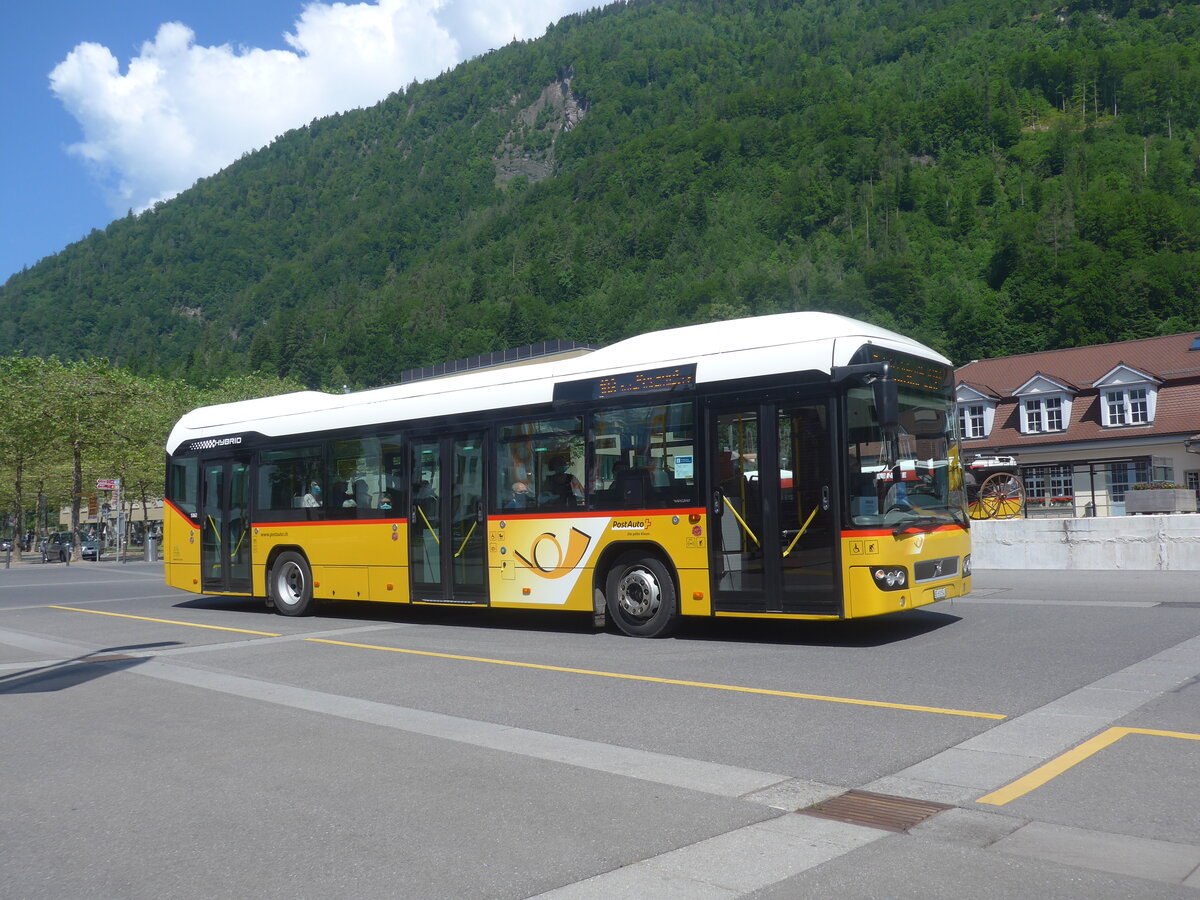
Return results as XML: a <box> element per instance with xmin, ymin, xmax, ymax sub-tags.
<box><xmin>845</xmin><ymin>385</ymin><xmax>966</xmax><ymax>529</ymax></box>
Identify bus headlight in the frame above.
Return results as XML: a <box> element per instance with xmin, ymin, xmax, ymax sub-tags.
<box><xmin>962</xmin><ymin>554</ymin><xmax>972</xmax><ymax>577</ymax></box>
<box><xmin>871</xmin><ymin>566</ymin><xmax>908</xmax><ymax>591</ymax></box>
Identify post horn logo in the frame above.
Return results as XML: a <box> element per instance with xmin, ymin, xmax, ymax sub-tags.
<box><xmin>513</xmin><ymin>527</ymin><xmax>592</xmax><ymax>579</ymax></box>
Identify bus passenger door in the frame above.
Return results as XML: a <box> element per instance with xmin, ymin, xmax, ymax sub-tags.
<box><xmin>710</xmin><ymin>408</ymin><xmax>766</xmax><ymax>607</ymax></box>
<box><xmin>776</xmin><ymin>402</ymin><xmax>837</xmax><ymax>614</ymax></box>
<box><xmin>708</xmin><ymin>401</ymin><xmax>838</xmax><ymax>615</ymax></box>
<box><xmin>200</xmin><ymin>457</ymin><xmax>252</xmax><ymax>594</ymax></box>
<box><xmin>409</xmin><ymin>433</ymin><xmax>488</xmax><ymax>604</ymax></box>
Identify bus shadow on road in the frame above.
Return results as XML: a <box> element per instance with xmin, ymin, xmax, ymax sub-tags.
<box><xmin>172</xmin><ymin>594</ymin><xmax>960</xmax><ymax>647</ymax></box>
<box><xmin>173</xmin><ymin>596</ymin><xmax>270</xmax><ymax>617</ymax></box>
<box><xmin>0</xmin><ymin>642</ymin><xmax>179</xmax><ymax>694</ymax></box>
<box><xmin>674</xmin><ymin>609</ymin><xmax>962</xmax><ymax>647</ymax></box>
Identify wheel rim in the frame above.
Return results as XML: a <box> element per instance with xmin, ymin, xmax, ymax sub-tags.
<box><xmin>616</xmin><ymin>566</ymin><xmax>661</xmax><ymax>621</ymax></box>
<box><xmin>276</xmin><ymin>561</ymin><xmax>306</xmax><ymax>605</ymax></box>
<box><xmin>981</xmin><ymin>474</ymin><xmax>1024</xmax><ymax>519</ymax></box>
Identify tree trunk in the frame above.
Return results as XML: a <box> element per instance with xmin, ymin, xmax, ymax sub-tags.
<box><xmin>13</xmin><ymin>462</ymin><xmax>23</xmax><ymax>561</ymax></box>
<box><xmin>71</xmin><ymin>442</ymin><xmax>83</xmax><ymax>561</ymax></box>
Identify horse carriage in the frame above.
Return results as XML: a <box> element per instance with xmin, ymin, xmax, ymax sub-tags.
<box><xmin>966</xmin><ymin>455</ymin><xmax>1025</xmax><ymax>519</ymax></box>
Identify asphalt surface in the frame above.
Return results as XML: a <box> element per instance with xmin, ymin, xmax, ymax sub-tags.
<box><xmin>1</xmin><ymin>558</ymin><xmax>1198</xmax><ymax>898</ymax></box>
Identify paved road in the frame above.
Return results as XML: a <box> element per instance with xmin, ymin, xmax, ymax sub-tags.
<box><xmin>1</xmin><ymin>561</ymin><xmax>1198</xmax><ymax>898</ymax></box>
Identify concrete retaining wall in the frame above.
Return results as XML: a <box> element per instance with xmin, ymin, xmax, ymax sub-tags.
<box><xmin>971</xmin><ymin>514</ymin><xmax>1200</xmax><ymax>571</ymax></box>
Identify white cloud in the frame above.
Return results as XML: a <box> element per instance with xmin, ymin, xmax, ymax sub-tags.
<box><xmin>49</xmin><ymin>0</ymin><xmax>590</xmax><ymax>215</ymax></box>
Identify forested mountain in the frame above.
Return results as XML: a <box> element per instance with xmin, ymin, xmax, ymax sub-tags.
<box><xmin>3</xmin><ymin>0</ymin><xmax>1199</xmax><ymax>389</ymax></box>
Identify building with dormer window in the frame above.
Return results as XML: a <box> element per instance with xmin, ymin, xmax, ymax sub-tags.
<box><xmin>955</xmin><ymin>332</ymin><xmax>1200</xmax><ymax>516</ymax></box>
<box><xmin>1012</xmin><ymin>374</ymin><xmax>1076</xmax><ymax>434</ymax></box>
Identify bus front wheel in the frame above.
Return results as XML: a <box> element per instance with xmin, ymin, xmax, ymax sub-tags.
<box><xmin>605</xmin><ymin>552</ymin><xmax>679</xmax><ymax>638</ymax></box>
<box><xmin>269</xmin><ymin>551</ymin><xmax>314</xmax><ymax>616</ymax></box>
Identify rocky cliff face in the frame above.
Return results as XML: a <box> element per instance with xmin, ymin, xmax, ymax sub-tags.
<box><xmin>493</xmin><ymin>73</ymin><xmax>587</xmax><ymax>187</ymax></box>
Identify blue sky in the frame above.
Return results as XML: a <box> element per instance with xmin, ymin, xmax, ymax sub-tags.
<box><xmin>1</xmin><ymin>1</ymin><xmax>591</xmax><ymax>283</ymax></box>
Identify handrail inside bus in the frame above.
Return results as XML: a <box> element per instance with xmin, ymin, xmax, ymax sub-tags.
<box><xmin>454</xmin><ymin>520</ymin><xmax>478</xmax><ymax>559</ymax></box>
<box><xmin>782</xmin><ymin>507</ymin><xmax>820</xmax><ymax>558</ymax></box>
<box><xmin>719</xmin><ymin>494</ymin><xmax>760</xmax><ymax>547</ymax></box>
<box><xmin>231</xmin><ymin>527</ymin><xmax>247</xmax><ymax>561</ymax></box>
<box><xmin>416</xmin><ymin>506</ymin><xmax>439</xmax><ymax>544</ymax></box>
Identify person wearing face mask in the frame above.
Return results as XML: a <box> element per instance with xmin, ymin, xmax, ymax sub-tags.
<box><xmin>506</xmin><ymin>481</ymin><xmax>530</xmax><ymax>509</ymax></box>
<box><xmin>302</xmin><ymin>481</ymin><xmax>322</xmax><ymax>508</ymax></box>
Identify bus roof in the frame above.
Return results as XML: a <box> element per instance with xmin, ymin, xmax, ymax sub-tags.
<box><xmin>166</xmin><ymin>311</ymin><xmax>948</xmax><ymax>453</ymax></box>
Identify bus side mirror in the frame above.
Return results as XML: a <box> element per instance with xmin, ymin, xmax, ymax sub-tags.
<box><xmin>873</xmin><ymin>375</ymin><xmax>899</xmax><ymax>435</ymax></box>
<box><xmin>831</xmin><ymin>361</ymin><xmax>898</xmax><ymax>434</ymax></box>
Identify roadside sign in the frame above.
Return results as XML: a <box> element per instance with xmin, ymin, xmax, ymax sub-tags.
<box><xmin>96</xmin><ymin>478</ymin><xmax>119</xmax><ymax>491</ymax></box>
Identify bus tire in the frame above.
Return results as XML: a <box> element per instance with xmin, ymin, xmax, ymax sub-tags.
<box><xmin>605</xmin><ymin>552</ymin><xmax>679</xmax><ymax>638</ymax></box>
<box><xmin>269</xmin><ymin>551</ymin><xmax>315</xmax><ymax>616</ymax></box>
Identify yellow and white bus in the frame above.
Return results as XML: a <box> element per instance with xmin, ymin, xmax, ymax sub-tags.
<box><xmin>164</xmin><ymin>311</ymin><xmax>971</xmax><ymax>637</ymax></box>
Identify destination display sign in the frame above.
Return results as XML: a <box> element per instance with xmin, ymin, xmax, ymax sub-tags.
<box><xmin>853</xmin><ymin>347</ymin><xmax>949</xmax><ymax>392</ymax></box>
<box><xmin>554</xmin><ymin>364</ymin><xmax>697</xmax><ymax>403</ymax></box>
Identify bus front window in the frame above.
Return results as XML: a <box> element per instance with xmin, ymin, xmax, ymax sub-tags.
<box><xmin>845</xmin><ymin>386</ymin><xmax>966</xmax><ymax>529</ymax></box>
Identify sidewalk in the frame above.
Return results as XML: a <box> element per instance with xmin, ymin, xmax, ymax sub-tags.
<box><xmin>1</xmin><ymin>548</ymin><xmax>150</xmax><ymax>568</ymax></box>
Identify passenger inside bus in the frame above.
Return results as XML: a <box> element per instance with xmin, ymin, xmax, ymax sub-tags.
<box><xmin>541</xmin><ymin>456</ymin><xmax>584</xmax><ymax>507</ymax></box>
<box><xmin>332</xmin><ymin>480</ymin><xmax>352</xmax><ymax>507</ymax></box>
<box><xmin>302</xmin><ymin>481</ymin><xmax>322</xmax><ymax>508</ymax></box>
<box><xmin>506</xmin><ymin>481</ymin><xmax>530</xmax><ymax>508</ymax></box>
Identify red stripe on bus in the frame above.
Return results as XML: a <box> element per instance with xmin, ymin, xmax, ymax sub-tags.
<box><xmin>490</xmin><ymin>507</ymin><xmax>705</xmax><ymax>521</ymax></box>
<box><xmin>165</xmin><ymin>498</ymin><xmax>194</xmax><ymax>525</ymax></box>
<box><xmin>841</xmin><ymin>524</ymin><xmax>966</xmax><ymax>537</ymax></box>
<box><xmin>250</xmin><ymin>518</ymin><xmax>407</xmax><ymax>528</ymax></box>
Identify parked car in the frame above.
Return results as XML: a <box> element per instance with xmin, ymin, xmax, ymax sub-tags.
<box><xmin>0</xmin><ymin>537</ymin><xmax>12</xmax><ymax>553</ymax></box>
<box><xmin>42</xmin><ymin>532</ymin><xmax>75</xmax><ymax>562</ymax></box>
<box><xmin>80</xmin><ymin>535</ymin><xmax>102</xmax><ymax>560</ymax></box>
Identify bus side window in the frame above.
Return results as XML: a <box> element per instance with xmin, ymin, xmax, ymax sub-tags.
<box><xmin>169</xmin><ymin>458</ymin><xmax>199</xmax><ymax>519</ymax></box>
<box><xmin>495</xmin><ymin>417</ymin><xmax>584</xmax><ymax>512</ymax></box>
<box><xmin>591</xmin><ymin>402</ymin><xmax>697</xmax><ymax>510</ymax></box>
<box><xmin>257</xmin><ymin>445</ymin><xmax>324</xmax><ymax>522</ymax></box>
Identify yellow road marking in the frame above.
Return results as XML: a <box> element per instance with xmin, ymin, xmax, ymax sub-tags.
<box><xmin>50</xmin><ymin>606</ymin><xmax>282</xmax><ymax>637</ymax></box>
<box><xmin>307</xmin><ymin>638</ymin><xmax>1005</xmax><ymax>719</ymax></box>
<box><xmin>41</xmin><ymin>607</ymin><xmax>1006</xmax><ymax>719</ymax></box>
<box><xmin>978</xmin><ymin>726</ymin><xmax>1200</xmax><ymax>805</ymax></box>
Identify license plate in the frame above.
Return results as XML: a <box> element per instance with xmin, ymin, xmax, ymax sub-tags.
<box><xmin>933</xmin><ymin>587</ymin><xmax>948</xmax><ymax>600</ymax></box>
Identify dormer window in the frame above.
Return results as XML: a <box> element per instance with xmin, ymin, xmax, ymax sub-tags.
<box><xmin>1095</xmin><ymin>365</ymin><xmax>1158</xmax><ymax>428</ymax></box>
<box><xmin>1104</xmin><ymin>387</ymin><xmax>1148</xmax><ymax>426</ymax></box>
<box><xmin>955</xmin><ymin>384</ymin><xmax>997</xmax><ymax>440</ymax></box>
<box><xmin>1023</xmin><ymin>397</ymin><xmax>1063</xmax><ymax>432</ymax></box>
<box><xmin>959</xmin><ymin>404</ymin><xmax>985</xmax><ymax>439</ymax></box>
<box><xmin>1013</xmin><ymin>374</ymin><xmax>1074</xmax><ymax>435</ymax></box>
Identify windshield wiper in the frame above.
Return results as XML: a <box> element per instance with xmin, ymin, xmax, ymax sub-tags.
<box><xmin>893</xmin><ymin>515</ymin><xmax>950</xmax><ymax>536</ymax></box>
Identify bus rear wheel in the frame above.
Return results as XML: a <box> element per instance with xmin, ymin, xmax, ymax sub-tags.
<box><xmin>269</xmin><ymin>551</ymin><xmax>314</xmax><ymax>616</ymax></box>
<box><xmin>605</xmin><ymin>552</ymin><xmax>679</xmax><ymax>638</ymax></box>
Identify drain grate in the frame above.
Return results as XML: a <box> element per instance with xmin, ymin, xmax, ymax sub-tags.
<box><xmin>87</xmin><ymin>654</ymin><xmax>136</xmax><ymax>663</ymax></box>
<box><xmin>797</xmin><ymin>790</ymin><xmax>951</xmax><ymax>832</ymax></box>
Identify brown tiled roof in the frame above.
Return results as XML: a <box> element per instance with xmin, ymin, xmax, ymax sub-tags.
<box><xmin>958</xmin><ymin>380</ymin><xmax>1001</xmax><ymax>399</ymax></box>
<box><xmin>956</xmin><ymin>332</ymin><xmax>1200</xmax><ymax>451</ymax></box>
<box><xmin>957</xmin><ymin>333</ymin><xmax>1200</xmax><ymax>388</ymax></box>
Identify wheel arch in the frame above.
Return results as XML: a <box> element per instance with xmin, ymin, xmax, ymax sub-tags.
<box><xmin>263</xmin><ymin>544</ymin><xmax>310</xmax><ymax>583</ymax></box>
<box><xmin>592</xmin><ymin>540</ymin><xmax>679</xmax><ymax>600</ymax></box>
